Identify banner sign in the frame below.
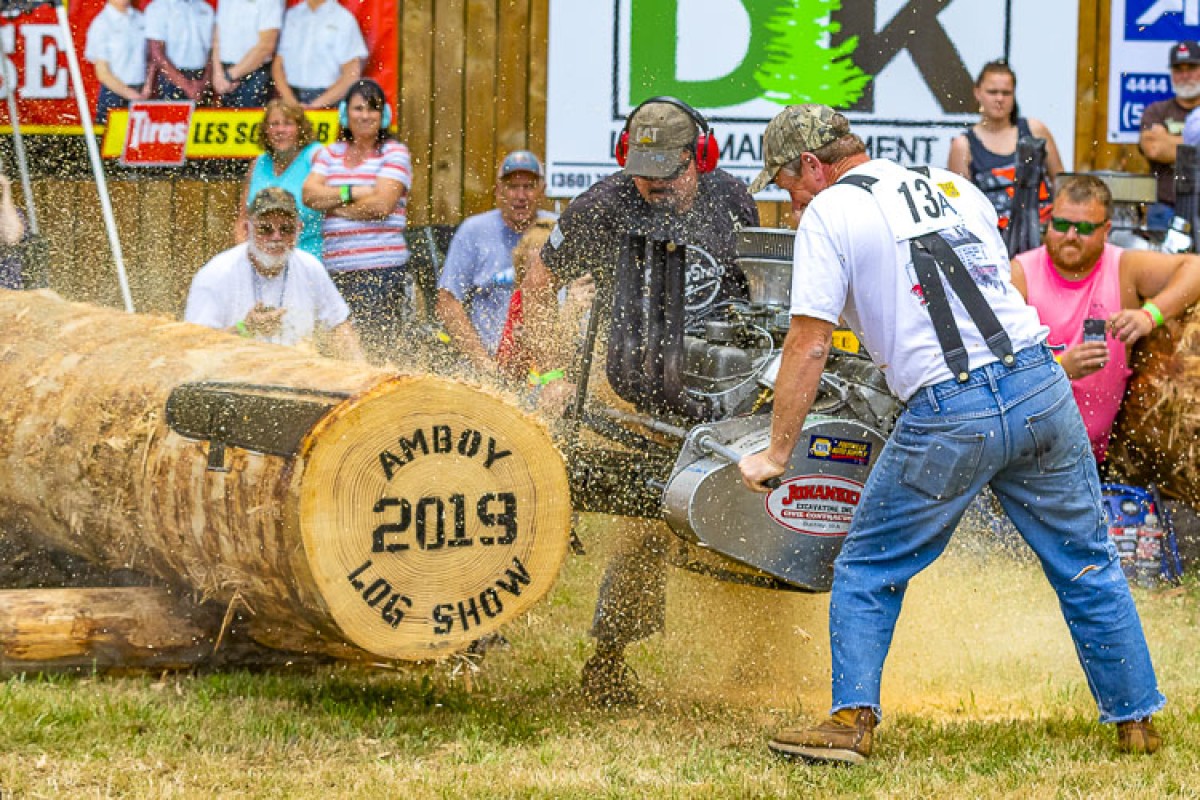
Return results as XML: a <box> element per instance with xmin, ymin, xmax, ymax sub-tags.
<box><xmin>103</xmin><ymin>107</ymin><xmax>339</xmax><ymax>159</ymax></box>
<box><xmin>0</xmin><ymin>0</ymin><xmax>396</xmax><ymax>154</ymax></box>
<box><xmin>546</xmin><ymin>0</ymin><xmax>1079</xmax><ymax>199</ymax></box>
<box><xmin>1107</xmin><ymin>0</ymin><xmax>1200</xmax><ymax>144</ymax></box>
<box><xmin>119</xmin><ymin>101</ymin><xmax>193</xmax><ymax>166</ymax></box>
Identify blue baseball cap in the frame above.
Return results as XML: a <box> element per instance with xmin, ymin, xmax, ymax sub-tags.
<box><xmin>498</xmin><ymin>150</ymin><xmax>544</xmax><ymax>179</ymax></box>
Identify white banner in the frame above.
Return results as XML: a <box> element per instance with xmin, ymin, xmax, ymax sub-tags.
<box><xmin>546</xmin><ymin>0</ymin><xmax>1078</xmax><ymax>200</ymax></box>
<box><xmin>1107</xmin><ymin>0</ymin><xmax>1200</xmax><ymax>144</ymax></box>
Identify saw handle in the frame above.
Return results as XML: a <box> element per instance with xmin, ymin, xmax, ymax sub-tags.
<box><xmin>696</xmin><ymin>433</ymin><xmax>784</xmax><ymax>490</ymax></box>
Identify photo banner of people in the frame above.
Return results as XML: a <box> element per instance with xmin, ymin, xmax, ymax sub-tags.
<box><xmin>0</xmin><ymin>0</ymin><xmax>398</xmax><ymax>160</ymax></box>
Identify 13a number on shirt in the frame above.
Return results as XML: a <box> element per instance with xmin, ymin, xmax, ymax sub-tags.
<box><xmin>871</xmin><ymin>173</ymin><xmax>963</xmax><ymax>241</ymax></box>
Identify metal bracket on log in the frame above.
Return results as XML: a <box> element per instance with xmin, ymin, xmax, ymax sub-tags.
<box><xmin>165</xmin><ymin>382</ymin><xmax>351</xmax><ymax>470</ymax></box>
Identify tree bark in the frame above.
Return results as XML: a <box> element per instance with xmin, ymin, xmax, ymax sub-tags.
<box><xmin>0</xmin><ymin>290</ymin><xmax>572</xmax><ymax>662</ymax></box>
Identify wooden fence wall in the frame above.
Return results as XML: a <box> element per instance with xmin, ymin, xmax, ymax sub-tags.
<box><xmin>28</xmin><ymin>0</ymin><xmax>1129</xmax><ymax>316</ymax></box>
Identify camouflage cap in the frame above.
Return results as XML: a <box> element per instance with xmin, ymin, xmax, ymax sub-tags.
<box><xmin>248</xmin><ymin>186</ymin><xmax>299</xmax><ymax>218</ymax></box>
<box><xmin>748</xmin><ymin>104</ymin><xmax>852</xmax><ymax>194</ymax></box>
<box><xmin>624</xmin><ymin>101</ymin><xmax>698</xmax><ymax>178</ymax></box>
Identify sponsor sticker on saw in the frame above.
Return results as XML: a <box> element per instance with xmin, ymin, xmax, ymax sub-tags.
<box><xmin>765</xmin><ymin>474</ymin><xmax>864</xmax><ymax>537</ymax></box>
<box><xmin>808</xmin><ymin>435</ymin><xmax>872</xmax><ymax>466</ymax></box>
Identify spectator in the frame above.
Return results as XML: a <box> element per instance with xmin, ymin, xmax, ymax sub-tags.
<box><xmin>494</xmin><ymin>218</ymin><xmax>594</xmax><ymax>383</ymax></box>
<box><xmin>84</xmin><ymin>0</ymin><xmax>149</xmax><ymax>124</ymax></box>
<box><xmin>144</xmin><ymin>0</ymin><xmax>214</xmax><ymax>102</ymax></box>
<box><xmin>211</xmin><ymin>0</ymin><xmax>282</xmax><ymax>108</ymax></box>
<box><xmin>948</xmin><ymin>60</ymin><xmax>1063</xmax><ymax>230</ymax></box>
<box><xmin>238</xmin><ymin>99</ymin><xmax>324</xmax><ymax>259</ymax></box>
<box><xmin>185</xmin><ymin>187</ymin><xmax>363</xmax><ymax>360</ymax></box>
<box><xmin>436</xmin><ymin>150</ymin><xmax>553</xmax><ymax>370</ymax></box>
<box><xmin>0</xmin><ymin>172</ymin><xmax>28</xmax><ymax>290</ymax></box>
<box><xmin>272</xmin><ymin>0</ymin><xmax>367</xmax><ymax>109</ymax></box>
<box><xmin>1010</xmin><ymin>175</ymin><xmax>1200</xmax><ymax>462</ymax></box>
<box><xmin>1140</xmin><ymin>40</ymin><xmax>1200</xmax><ymax>227</ymax></box>
<box><xmin>302</xmin><ymin>78</ymin><xmax>412</xmax><ymax>362</ymax></box>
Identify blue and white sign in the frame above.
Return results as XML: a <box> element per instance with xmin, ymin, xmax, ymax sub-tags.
<box><xmin>1109</xmin><ymin>0</ymin><xmax>1200</xmax><ymax>142</ymax></box>
<box><xmin>1125</xmin><ymin>0</ymin><xmax>1200</xmax><ymax>41</ymax></box>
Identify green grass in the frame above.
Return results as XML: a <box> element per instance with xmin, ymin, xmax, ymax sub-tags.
<box><xmin>1</xmin><ymin>514</ymin><xmax>1199</xmax><ymax>798</ymax></box>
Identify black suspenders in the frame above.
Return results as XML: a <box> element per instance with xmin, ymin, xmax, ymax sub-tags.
<box><xmin>838</xmin><ymin>171</ymin><xmax>1015</xmax><ymax>382</ymax></box>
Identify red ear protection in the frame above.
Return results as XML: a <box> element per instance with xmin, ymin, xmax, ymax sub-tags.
<box><xmin>614</xmin><ymin>96</ymin><xmax>719</xmax><ymax>174</ymax></box>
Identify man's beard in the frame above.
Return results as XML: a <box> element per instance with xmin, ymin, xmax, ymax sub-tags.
<box><xmin>249</xmin><ymin>238</ymin><xmax>290</xmax><ymax>274</ymax></box>
<box><xmin>1174</xmin><ymin>77</ymin><xmax>1200</xmax><ymax>100</ymax></box>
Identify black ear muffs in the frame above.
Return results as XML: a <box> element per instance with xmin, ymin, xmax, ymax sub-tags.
<box><xmin>614</xmin><ymin>95</ymin><xmax>718</xmax><ymax>173</ymax></box>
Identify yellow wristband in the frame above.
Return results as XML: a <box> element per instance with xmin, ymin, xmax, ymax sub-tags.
<box><xmin>1142</xmin><ymin>302</ymin><xmax>1165</xmax><ymax>327</ymax></box>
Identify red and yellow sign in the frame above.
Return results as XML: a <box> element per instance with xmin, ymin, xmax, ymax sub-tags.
<box><xmin>103</xmin><ymin>107</ymin><xmax>340</xmax><ymax>160</ymax></box>
<box><xmin>0</xmin><ymin>0</ymin><xmax>397</xmax><ymax>149</ymax></box>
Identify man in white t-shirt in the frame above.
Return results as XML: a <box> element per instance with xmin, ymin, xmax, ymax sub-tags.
<box><xmin>186</xmin><ymin>187</ymin><xmax>363</xmax><ymax>361</ymax></box>
<box><xmin>211</xmin><ymin>0</ymin><xmax>283</xmax><ymax>108</ymax></box>
<box><xmin>144</xmin><ymin>0</ymin><xmax>213</xmax><ymax>102</ymax></box>
<box><xmin>739</xmin><ymin>105</ymin><xmax>1165</xmax><ymax>763</ymax></box>
<box><xmin>271</xmin><ymin>0</ymin><xmax>367</xmax><ymax>109</ymax></box>
<box><xmin>84</xmin><ymin>0</ymin><xmax>149</xmax><ymax>123</ymax></box>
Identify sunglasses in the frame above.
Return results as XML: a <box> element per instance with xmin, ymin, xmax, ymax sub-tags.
<box><xmin>1050</xmin><ymin>217</ymin><xmax>1107</xmax><ymax>236</ymax></box>
<box><xmin>255</xmin><ymin>222</ymin><xmax>298</xmax><ymax>237</ymax></box>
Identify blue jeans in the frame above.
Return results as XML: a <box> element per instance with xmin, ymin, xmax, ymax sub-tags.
<box><xmin>829</xmin><ymin>344</ymin><xmax>1165</xmax><ymax>724</ymax></box>
<box><xmin>218</xmin><ymin>63</ymin><xmax>272</xmax><ymax>108</ymax></box>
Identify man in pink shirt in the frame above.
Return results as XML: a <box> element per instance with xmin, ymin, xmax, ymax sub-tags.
<box><xmin>1011</xmin><ymin>175</ymin><xmax>1200</xmax><ymax>462</ymax></box>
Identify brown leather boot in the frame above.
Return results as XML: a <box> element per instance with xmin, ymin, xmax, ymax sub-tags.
<box><xmin>1116</xmin><ymin>716</ymin><xmax>1162</xmax><ymax>754</ymax></box>
<box><xmin>768</xmin><ymin>707</ymin><xmax>877</xmax><ymax>765</ymax></box>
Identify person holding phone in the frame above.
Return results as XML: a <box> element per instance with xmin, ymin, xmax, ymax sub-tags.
<box><xmin>1011</xmin><ymin>175</ymin><xmax>1200</xmax><ymax>462</ymax></box>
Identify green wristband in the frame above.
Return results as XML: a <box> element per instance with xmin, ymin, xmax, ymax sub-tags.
<box><xmin>527</xmin><ymin>368</ymin><xmax>565</xmax><ymax>387</ymax></box>
<box><xmin>235</xmin><ymin>320</ymin><xmax>250</xmax><ymax>338</ymax></box>
<box><xmin>339</xmin><ymin>185</ymin><xmax>352</xmax><ymax>204</ymax></box>
<box><xmin>1142</xmin><ymin>302</ymin><xmax>1165</xmax><ymax>327</ymax></box>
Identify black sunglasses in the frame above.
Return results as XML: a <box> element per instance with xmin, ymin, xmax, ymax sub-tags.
<box><xmin>256</xmin><ymin>222</ymin><xmax>298</xmax><ymax>237</ymax></box>
<box><xmin>1050</xmin><ymin>217</ymin><xmax>1107</xmax><ymax>236</ymax></box>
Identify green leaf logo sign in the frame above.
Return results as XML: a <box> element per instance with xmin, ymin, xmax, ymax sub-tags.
<box><xmin>754</xmin><ymin>0</ymin><xmax>869</xmax><ymax>106</ymax></box>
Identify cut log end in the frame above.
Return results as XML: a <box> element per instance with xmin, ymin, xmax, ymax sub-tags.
<box><xmin>298</xmin><ymin>376</ymin><xmax>573</xmax><ymax>660</ymax></box>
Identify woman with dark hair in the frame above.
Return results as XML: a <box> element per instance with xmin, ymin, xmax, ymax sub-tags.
<box><xmin>237</xmin><ymin>99</ymin><xmax>324</xmax><ymax>258</ymax></box>
<box><xmin>302</xmin><ymin>78</ymin><xmax>413</xmax><ymax>362</ymax></box>
<box><xmin>948</xmin><ymin>60</ymin><xmax>1064</xmax><ymax>229</ymax></box>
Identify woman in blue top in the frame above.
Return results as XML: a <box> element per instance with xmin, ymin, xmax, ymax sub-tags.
<box><xmin>237</xmin><ymin>99</ymin><xmax>324</xmax><ymax>258</ymax></box>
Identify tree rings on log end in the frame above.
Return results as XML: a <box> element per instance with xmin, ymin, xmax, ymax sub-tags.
<box><xmin>297</xmin><ymin>376</ymin><xmax>572</xmax><ymax>661</ymax></box>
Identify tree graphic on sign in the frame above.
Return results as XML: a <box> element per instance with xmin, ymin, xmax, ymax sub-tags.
<box><xmin>754</xmin><ymin>0</ymin><xmax>869</xmax><ymax>107</ymax></box>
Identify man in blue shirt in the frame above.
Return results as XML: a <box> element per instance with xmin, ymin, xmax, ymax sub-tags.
<box><xmin>436</xmin><ymin>151</ymin><xmax>551</xmax><ymax>370</ymax></box>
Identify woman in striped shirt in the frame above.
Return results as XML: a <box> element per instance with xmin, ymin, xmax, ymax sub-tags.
<box><xmin>303</xmin><ymin>78</ymin><xmax>412</xmax><ymax>363</ymax></box>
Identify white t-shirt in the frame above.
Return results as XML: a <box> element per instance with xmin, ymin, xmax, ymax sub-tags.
<box><xmin>215</xmin><ymin>0</ymin><xmax>283</xmax><ymax>65</ymax></box>
<box><xmin>276</xmin><ymin>0</ymin><xmax>368</xmax><ymax>90</ymax></box>
<box><xmin>85</xmin><ymin>4</ymin><xmax>147</xmax><ymax>86</ymax></box>
<box><xmin>790</xmin><ymin>159</ymin><xmax>1047</xmax><ymax>401</ymax></box>
<box><xmin>185</xmin><ymin>243</ymin><xmax>351</xmax><ymax>347</ymax></box>
<box><xmin>143</xmin><ymin>0</ymin><xmax>214</xmax><ymax>71</ymax></box>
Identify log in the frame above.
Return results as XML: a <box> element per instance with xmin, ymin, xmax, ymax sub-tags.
<box><xmin>1111</xmin><ymin>308</ymin><xmax>1200</xmax><ymax>525</ymax></box>
<box><xmin>0</xmin><ymin>290</ymin><xmax>572</xmax><ymax>661</ymax></box>
<box><xmin>0</xmin><ymin>586</ymin><xmax>321</xmax><ymax>674</ymax></box>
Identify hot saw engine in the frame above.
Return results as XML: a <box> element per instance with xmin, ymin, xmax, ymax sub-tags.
<box><xmin>568</xmin><ymin>227</ymin><xmax>898</xmax><ymax>592</ymax></box>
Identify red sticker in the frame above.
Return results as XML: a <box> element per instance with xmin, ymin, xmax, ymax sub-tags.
<box><xmin>765</xmin><ymin>474</ymin><xmax>864</xmax><ymax>537</ymax></box>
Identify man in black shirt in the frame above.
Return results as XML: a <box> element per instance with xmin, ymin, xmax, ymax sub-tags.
<box><xmin>521</xmin><ymin>97</ymin><xmax>759</xmax><ymax>705</ymax></box>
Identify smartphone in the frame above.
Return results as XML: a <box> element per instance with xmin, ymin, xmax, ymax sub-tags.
<box><xmin>1083</xmin><ymin>318</ymin><xmax>1107</xmax><ymax>343</ymax></box>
